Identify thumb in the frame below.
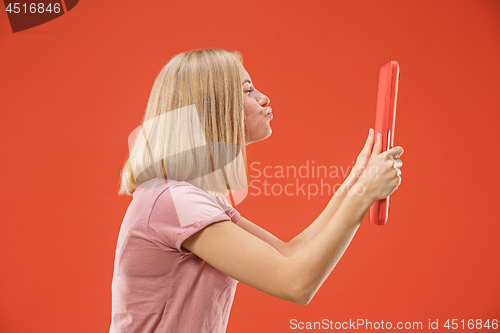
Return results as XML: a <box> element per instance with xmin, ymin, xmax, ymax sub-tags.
<box><xmin>370</xmin><ymin>132</ymin><xmax>383</xmax><ymax>159</ymax></box>
<box><xmin>362</xmin><ymin>128</ymin><xmax>375</xmax><ymax>152</ymax></box>
<box><xmin>388</xmin><ymin>146</ymin><xmax>404</xmax><ymax>159</ymax></box>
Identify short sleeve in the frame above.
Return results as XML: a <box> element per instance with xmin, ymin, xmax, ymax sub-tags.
<box><xmin>148</xmin><ymin>182</ymin><xmax>240</xmax><ymax>254</ymax></box>
<box><xmin>214</xmin><ymin>193</ymin><xmax>241</xmax><ymax>222</ymax></box>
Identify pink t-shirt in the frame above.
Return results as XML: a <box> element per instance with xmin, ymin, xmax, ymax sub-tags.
<box><xmin>109</xmin><ymin>178</ymin><xmax>241</xmax><ymax>333</ymax></box>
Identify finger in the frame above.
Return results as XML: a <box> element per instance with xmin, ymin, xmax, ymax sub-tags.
<box><xmin>393</xmin><ymin>159</ymin><xmax>403</xmax><ymax>169</ymax></box>
<box><xmin>388</xmin><ymin>146</ymin><xmax>404</xmax><ymax>159</ymax></box>
<box><xmin>396</xmin><ymin>146</ymin><xmax>404</xmax><ymax>159</ymax></box>
<box><xmin>364</xmin><ymin>128</ymin><xmax>374</xmax><ymax>147</ymax></box>
<box><xmin>360</xmin><ymin>128</ymin><xmax>375</xmax><ymax>156</ymax></box>
<box><xmin>370</xmin><ymin>132</ymin><xmax>382</xmax><ymax>158</ymax></box>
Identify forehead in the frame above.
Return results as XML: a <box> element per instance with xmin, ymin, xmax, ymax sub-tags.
<box><xmin>240</xmin><ymin>65</ymin><xmax>252</xmax><ymax>84</ymax></box>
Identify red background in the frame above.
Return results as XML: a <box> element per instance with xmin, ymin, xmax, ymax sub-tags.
<box><xmin>1</xmin><ymin>0</ymin><xmax>499</xmax><ymax>332</ymax></box>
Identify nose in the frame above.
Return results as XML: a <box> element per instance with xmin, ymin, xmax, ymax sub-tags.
<box><xmin>260</xmin><ymin>93</ymin><xmax>270</xmax><ymax>106</ymax></box>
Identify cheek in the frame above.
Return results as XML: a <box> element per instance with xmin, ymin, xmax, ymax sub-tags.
<box><xmin>244</xmin><ymin>101</ymin><xmax>258</xmax><ymax>128</ymax></box>
<box><xmin>244</xmin><ymin>109</ymin><xmax>257</xmax><ymax>124</ymax></box>
<box><xmin>244</xmin><ymin>113</ymin><xmax>257</xmax><ymax>134</ymax></box>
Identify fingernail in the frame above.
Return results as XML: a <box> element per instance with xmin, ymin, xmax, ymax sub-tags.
<box><xmin>377</xmin><ymin>133</ymin><xmax>381</xmax><ymax>140</ymax></box>
<box><xmin>369</xmin><ymin>128</ymin><xmax>373</xmax><ymax>135</ymax></box>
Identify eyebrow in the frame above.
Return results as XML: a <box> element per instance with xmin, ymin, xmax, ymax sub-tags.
<box><xmin>242</xmin><ymin>79</ymin><xmax>252</xmax><ymax>85</ymax></box>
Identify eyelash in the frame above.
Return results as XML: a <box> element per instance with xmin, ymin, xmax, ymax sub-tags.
<box><xmin>246</xmin><ymin>89</ymin><xmax>254</xmax><ymax>94</ymax></box>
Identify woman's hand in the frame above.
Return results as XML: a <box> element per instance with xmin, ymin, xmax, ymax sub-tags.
<box><xmin>352</xmin><ymin>131</ymin><xmax>404</xmax><ymax>203</ymax></box>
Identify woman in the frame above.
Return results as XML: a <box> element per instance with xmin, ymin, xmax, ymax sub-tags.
<box><xmin>110</xmin><ymin>48</ymin><xmax>404</xmax><ymax>333</ymax></box>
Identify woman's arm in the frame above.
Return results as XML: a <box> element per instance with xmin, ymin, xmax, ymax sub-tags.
<box><xmin>235</xmin><ymin>129</ymin><xmax>376</xmax><ymax>257</ymax></box>
<box><xmin>183</xmin><ymin>134</ymin><xmax>404</xmax><ymax>305</ymax></box>
<box><xmin>183</xmin><ymin>186</ymin><xmax>372</xmax><ymax>305</ymax></box>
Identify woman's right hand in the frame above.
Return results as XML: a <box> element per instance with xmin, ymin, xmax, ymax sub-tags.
<box><xmin>354</xmin><ymin>132</ymin><xmax>404</xmax><ymax>203</ymax></box>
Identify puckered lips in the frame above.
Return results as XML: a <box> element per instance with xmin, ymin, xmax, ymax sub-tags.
<box><xmin>266</xmin><ymin>106</ymin><xmax>273</xmax><ymax>120</ymax></box>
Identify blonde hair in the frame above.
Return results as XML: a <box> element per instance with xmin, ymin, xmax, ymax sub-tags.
<box><xmin>118</xmin><ymin>49</ymin><xmax>247</xmax><ymax>196</ymax></box>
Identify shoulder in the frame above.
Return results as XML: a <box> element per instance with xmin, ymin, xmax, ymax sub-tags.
<box><xmin>160</xmin><ymin>181</ymin><xmax>226</xmax><ymax>208</ymax></box>
<box><xmin>135</xmin><ymin>179</ymin><xmax>224</xmax><ymax>206</ymax></box>
<box><xmin>146</xmin><ymin>180</ymin><xmax>239</xmax><ymax>253</ymax></box>
<box><xmin>150</xmin><ymin>180</ymin><xmax>235</xmax><ymax>227</ymax></box>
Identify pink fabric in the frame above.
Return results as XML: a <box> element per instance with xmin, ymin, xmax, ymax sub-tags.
<box><xmin>109</xmin><ymin>179</ymin><xmax>241</xmax><ymax>333</ymax></box>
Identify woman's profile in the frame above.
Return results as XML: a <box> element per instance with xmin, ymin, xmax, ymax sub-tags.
<box><xmin>109</xmin><ymin>48</ymin><xmax>404</xmax><ymax>333</ymax></box>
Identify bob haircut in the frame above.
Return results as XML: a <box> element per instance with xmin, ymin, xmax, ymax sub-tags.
<box><xmin>118</xmin><ymin>48</ymin><xmax>248</xmax><ymax>197</ymax></box>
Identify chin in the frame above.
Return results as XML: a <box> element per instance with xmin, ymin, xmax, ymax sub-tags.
<box><xmin>246</xmin><ymin>129</ymin><xmax>272</xmax><ymax>146</ymax></box>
